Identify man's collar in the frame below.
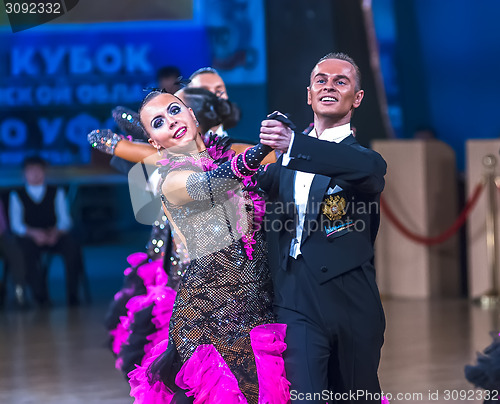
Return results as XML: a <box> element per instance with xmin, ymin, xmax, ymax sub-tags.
<box><xmin>26</xmin><ymin>184</ymin><xmax>45</xmax><ymax>190</ymax></box>
<box><xmin>311</xmin><ymin>123</ymin><xmax>352</xmax><ymax>143</ymax></box>
<box><xmin>26</xmin><ymin>184</ymin><xmax>46</xmax><ymax>194</ymax></box>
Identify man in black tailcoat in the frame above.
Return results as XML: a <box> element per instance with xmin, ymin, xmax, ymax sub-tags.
<box><xmin>258</xmin><ymin>53</ymin><xmax>387</xmax><ymax>403</ymax></box>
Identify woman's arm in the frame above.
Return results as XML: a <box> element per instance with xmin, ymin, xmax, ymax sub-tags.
<box><xmin>88</xmin><ymin>129</ymin><xmax>159</xmax><ymax>164</ymax></box>
<box><xmin>162</xmin><ymin>142</ymin><xmax>273</xmax><ymax>206</ymax></box>
<box><xmin>114</xmin><ymin>141</ymin><xmax>157</xmax><ymax>163</ymax></box>
<box><xmin>89</xmin><ymin>130</ymin><xmax>278</xmax><ymax>165</ymax></box>
<box><xmin>231</xmin><ymin>143</ymin><xmax>277</xmax><ymax>164</ymax></box>
<box><xmin>163</xmin><ymin>113</ymin><xmax>295</xmax><ymax>206</ymax></box>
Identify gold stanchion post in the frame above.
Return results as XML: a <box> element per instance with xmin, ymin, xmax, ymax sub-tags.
<box><xmin>478</xmin><ymin>155</ymin><xmax>500</xmax><ymax>308</ymax></box>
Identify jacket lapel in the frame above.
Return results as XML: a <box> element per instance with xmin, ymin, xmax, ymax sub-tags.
<box><xmin>300</xmin><ymin>135</ymin><xmax>356</xmax><ymax>244</ymax></box>
<box><xmin>302</xmin><ymin>174</ymin><xmax>330</xmax><ymax>243</ymax></box>
<box><xmin>280</xmin><ymin>166</ymin><xmax>296</xmax><ymax>218</ymax></box>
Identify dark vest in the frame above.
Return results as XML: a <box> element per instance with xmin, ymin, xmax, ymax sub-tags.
<box><xmin>18</xmin><ymin>186</ymin><xmax>57</xmax><ymax>229</ymax></box>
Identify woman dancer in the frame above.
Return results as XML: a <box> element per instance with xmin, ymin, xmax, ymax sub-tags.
<box><xmin>89</xmin><ymin>88</ymin><xmax>240</xmax><ymax>378</ymax></box>
<box><xmin>128</xmin><ymin>90</ymin><xmax>290</xmax><ymax>404</ymax></box>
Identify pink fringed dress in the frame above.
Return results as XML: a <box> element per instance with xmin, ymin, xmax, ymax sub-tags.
<box><xmin>129</xmin><ymin>136</ymin><xmax>290</xmax><ymax>404</ymax></box>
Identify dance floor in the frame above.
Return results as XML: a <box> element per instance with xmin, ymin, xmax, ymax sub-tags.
<box><xmin>0</xmin><ymin>245</ymin><xmax>497</xmax><ymax>403</ymax></box>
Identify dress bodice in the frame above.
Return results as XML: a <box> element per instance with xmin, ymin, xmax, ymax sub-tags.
<box><xmin>160</xmin><ymin>150</ymin><xmax>255</xmax><ymax>261</ymax></box>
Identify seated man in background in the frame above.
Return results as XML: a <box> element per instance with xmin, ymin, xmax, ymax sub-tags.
<box><xmin>0</xmin><ymin>197</ymin><xmax>27</xmax><ymax>307</ymax></box>
<box><xmin>9</xmin><ymin>156</ymin><xmax>84</xmax><ymax>306</ymax></box>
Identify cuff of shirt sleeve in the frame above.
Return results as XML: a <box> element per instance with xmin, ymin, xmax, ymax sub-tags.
<box><xmin>15</xmin><ymin>225</ymin><xmax>27</xmax><ymax>236</ymax></box>
<box><xmin>281</xmin><ymin>131</ymin><xmax>295</xmax><ymax>167</ymax></box>
<box><xmin>57</xmin><ymin>225</ymin><xmax>70</xmax><ymax>233</ymax></box>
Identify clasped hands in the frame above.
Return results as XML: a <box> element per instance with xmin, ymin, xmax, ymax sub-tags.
<box><xmin>259</xmin><ymin>111</ymin><xmax>294</xmax><ymax>152</ymax></box>
<box><xmin>26</xmin><ymin>227</ymin><xmax>61</xmax><ymax>247</ymax></box>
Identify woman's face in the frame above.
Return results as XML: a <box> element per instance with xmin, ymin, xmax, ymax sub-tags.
<box><xmin>141</xmin><ymin>93</ymin><xmax>199</xmax><ymax>150</ymax></box>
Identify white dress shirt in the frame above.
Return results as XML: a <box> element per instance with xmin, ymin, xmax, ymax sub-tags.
<box><xmin>214</xmin><ymin>125</ymin><xmax>228</xmax><ymax>138</ymax></box>
<box><xmin>283</xmin><ymin>123</ymin><xmax>352</xmax><ymax>258</ymax></box>
<box><xmin>9</xmin><ymin>184</ymin><xmax>72</xmax><ymax>236</ymax></box>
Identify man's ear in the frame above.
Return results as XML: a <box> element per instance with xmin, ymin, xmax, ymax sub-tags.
<box><xmin>307</xmin><ymin>86</ymin><xmax>312</xmax><ymax>106</ymax></box>
<box><xmin>352</xmin><ymin>90</ymin><xmax>364</xmax><ymax>109</ymax></box>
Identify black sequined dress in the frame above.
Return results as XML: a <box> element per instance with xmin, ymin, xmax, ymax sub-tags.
<box><xmin>103</xmin><ymin>105</ymin><xmax>189</xmax><ymax>379</ymax></box>
<box><xmin>128</xmin><ymin>137</ymin><xmax>290</xmax><ymax>404</ymax></box>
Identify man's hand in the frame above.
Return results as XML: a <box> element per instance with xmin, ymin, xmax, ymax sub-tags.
<box><xmin>259</xmin><ymin>120</ymin><xmax>293</xmax><ymax>152</ymax></box>
<box><xmin>26</xmin><ymin>227</ymin><xmax>61</xmax><ymax>246</ymax></box>
<box><xmin>26</xmin><ymin>228</ymin><xmax>48</xmax><ymax>246</ymax></box>
<box><xmin>45</xmin><ymin>228</ymin><xmax>61</xmax><ymax>246</ymax></box>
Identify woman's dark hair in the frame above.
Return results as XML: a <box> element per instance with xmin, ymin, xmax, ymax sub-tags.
<box><xmin>181</xmin><ymin>87</ymin><xmax>239</xmax><ymax>133</ymax></box>
<box><xmin>139</xmin><ymin>88</ymin><xmax>240</xmax><ymax>135</ymax></box>
<box><xmin>220</xmin><ymin>100</ymin><xmax>241</xmax><ymax>131</ymax></box>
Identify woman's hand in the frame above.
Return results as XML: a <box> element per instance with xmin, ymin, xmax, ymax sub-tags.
<box><xmin>87</xmin><ymin>129</ymin><xmax>123</xmax><ymax>155</ymax></box>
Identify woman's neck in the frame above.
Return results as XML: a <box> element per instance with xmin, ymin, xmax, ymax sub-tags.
<box><xmin>194</xmin><ymin>133</ymin><xmax>207</xmax><ymax>152</ymax></box>
<box><xmin>166</xmin><ymin>132</ymin><xmax>207</xmax><ymax>156</ymax></box>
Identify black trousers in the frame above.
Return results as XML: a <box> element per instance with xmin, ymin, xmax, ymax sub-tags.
<box><xmin>17</xmin><ymin>233</ymin><xmax>83</xmax><ymax>304</ymax></box>
<box><xmin>0</xmin><ymin>233</ymin><xmax>26</xmax><ymax>286</ymax></box>
<box><xmin>274</xmin><ymin>257</ymin><xmax>385</xmax><ymax>403</ymax></box>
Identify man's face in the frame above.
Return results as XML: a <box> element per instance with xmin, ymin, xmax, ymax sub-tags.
<box><xmin>189</xmin><ymin>73</ymin><xmax>228</xmax><ymax>99</ymax></box>
<box><xmin>24</xmin><ymin>164</ymin><xmax>45</xmax><ymax>185</ymax></box>
<box><xmin>307</xmin><ymin>58</ymin><xmax>364</xmax><ymax>126</ymax></box>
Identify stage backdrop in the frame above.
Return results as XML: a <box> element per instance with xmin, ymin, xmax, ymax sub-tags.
<box><xmin>0</xmin><ymin>0</ymin><xmax>267</xmax><ymax>167</ymax></box>
<box><xmin>372</xmin><ymin>0</ymin><xmax>500</xmax><ymax>170</ymax></box>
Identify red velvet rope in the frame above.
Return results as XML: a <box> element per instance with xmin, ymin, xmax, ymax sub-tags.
<box><xmin>380</xmin><ymin>182</ymin><xmax>485</xmax><ymax>245</ymax></box>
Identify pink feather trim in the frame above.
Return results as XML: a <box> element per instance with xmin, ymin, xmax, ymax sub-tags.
<box><xmin>173</xmin><ymin>323</ymin><xmax>290</xmax><ymax>403</ymax></box>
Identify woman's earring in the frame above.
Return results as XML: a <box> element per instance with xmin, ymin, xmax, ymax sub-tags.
<box><xmin>195</xmin><ymin>120</ymin><xmax>199</xmax><ymax>127</ymax></box>
<box><xmin>157</xmin><ymin>147</ymin><xmax>163</xmax><ymax>156</ymax></box>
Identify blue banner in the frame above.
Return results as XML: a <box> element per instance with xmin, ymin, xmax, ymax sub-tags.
<box><xmin>0</xmin><ymin>22</ymin><xmax>211</xmax><ymax>166</ymax></box>
<box><xmin>200</xmin><ymin>0</ymin><xmax>266</xmax><ymax>85</ymax></box>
